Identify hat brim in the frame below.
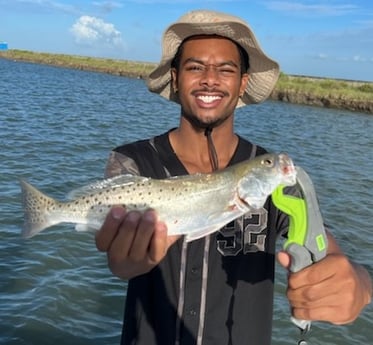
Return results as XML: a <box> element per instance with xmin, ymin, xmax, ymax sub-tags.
<box><xmin>147</xmin><ymin>20</ymin><xmax>280</xmax><ymax>107</ymax></box>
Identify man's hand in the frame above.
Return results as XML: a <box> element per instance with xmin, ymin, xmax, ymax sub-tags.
<box><xmin>95</xmin><ymin>206</ymin><xmax>180</xmax><ymax>279</ymax></box>
<box><xmin>278</xmin><ymin>233</ymin><xmax>372</xmax><ymax>325</ymax></box>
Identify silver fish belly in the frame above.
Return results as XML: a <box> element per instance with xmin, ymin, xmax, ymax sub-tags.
<box><xmin>20</xmin><ymin>152</ymin><xmax>297</xmax><ymax>241</ymax></box>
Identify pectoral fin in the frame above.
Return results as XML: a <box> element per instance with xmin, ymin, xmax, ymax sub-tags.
<box><xmin>185</xmin><ymin>223</ymin><xmax>228</xmax><ymax>242</ymax></box>
<box><xmin>75</xmin><ymin>223</ymin><xmax>101</xmax><ymax>232</ymax></box>
<box><xmin>184</xmin><ymin>204</ymin><xmax>247</xmax><ymax>242</ymax></box>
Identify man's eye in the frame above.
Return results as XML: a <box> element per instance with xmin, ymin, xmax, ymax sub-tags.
<box><xmin>187</xmin><ymin>65</ymin><xmax>204</xmax><ymax>72</ymax></box>
<box><xmin>184</xmin><ymin>64</ymin><xmax>238</xmax><ymax>76</ymax></box>
<box><xmin>218</xmin><ymin>68</ymin><xmax>235</xmax><ymax>74</ymax></box>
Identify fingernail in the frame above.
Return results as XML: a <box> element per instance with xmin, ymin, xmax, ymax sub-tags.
<box><xmin>111</xmin><ymin>206</ymin><xmax>125</xmax><ymax>220</ymax></box>
<box><xmin>144</xmin><ymin>209</ymin><xmax>157</xmax><ymax>222</ymax></box>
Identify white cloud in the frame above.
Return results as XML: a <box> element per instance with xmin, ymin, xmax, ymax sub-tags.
<box><xmin>70</xmin><ymin>15</ymin><xmax>123</xmax><ymax>47</ymax></box>
<box><xmin>92</xmin><ymin>1</ymin><xmax>123</xmax><ymax>14</ymax></box>
<box><xmin>0</xmin><ymin>0</ymin><xmax>81</xmax><ymax>15</ymax></box>
<box><xmin>317</xmin><ymin>53</ymin><xmax>328</xmax><ymax>59</ymax></box>
<box><xmin>352</xmin><ymin>55</ymin><xmax>368</xmax><ymax>62</ymax></box>
<box><xmin>313</xmin><ymin>53</ymin><xmax>373</xmax><ymax>64</ymax></box>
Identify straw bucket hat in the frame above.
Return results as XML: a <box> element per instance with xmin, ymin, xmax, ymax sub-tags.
<box><xmin>147</xmin><ymin>9</ymin><xmax>280</xmax><ymax>107</ymax></box>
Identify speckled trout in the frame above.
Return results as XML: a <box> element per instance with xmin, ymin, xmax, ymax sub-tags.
<box><xmin>20</xmin><ymin>153</ymin><xmax>297</xmax><ymax>242</ymax></box>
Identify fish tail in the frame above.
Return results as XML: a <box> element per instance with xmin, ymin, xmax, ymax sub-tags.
<box><xmin>20</xmin><ymin>180</ymin><xmax>60</xmax><ymax>238</ymax></box>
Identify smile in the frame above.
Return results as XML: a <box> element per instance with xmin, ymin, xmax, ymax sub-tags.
<box><xmin>197</xmin><ymin>95</ymin><xmax>222</xmax><ymax>103</ymax></box>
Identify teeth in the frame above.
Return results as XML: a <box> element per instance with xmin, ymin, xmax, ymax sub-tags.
<box><xmin>197</xmin><ymin>95</ymin><xmax>221</xmax><ymax>103</ymax></box>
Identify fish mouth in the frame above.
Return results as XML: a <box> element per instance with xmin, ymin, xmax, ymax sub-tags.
<box><xmin>278</xmin><ymin>153</ymin><xmax>297</xmax><ymax>186</ymax></box>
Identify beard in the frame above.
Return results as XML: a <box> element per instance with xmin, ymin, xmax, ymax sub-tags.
<box><xmin>180</xmin><ymin>109</ymin><xmax>232</xmax><ymax>131</ymax></box>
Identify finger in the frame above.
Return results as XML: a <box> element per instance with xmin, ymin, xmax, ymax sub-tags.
<box><xmin>289</xmin><ymin>255</ymin><xmax>341</xmax><ymax>289</ymax></box>
<box><xmin>95</xmin><ymin>206</ymin><xmax>127</xmax><ymax>252</ymax></box>
<box><xmin>277</xmin><ymin>251</ymin><xmax>291</xmax><ymax>269</ymax></box>
<box><xmin>108</xmin><ymin>210</ymin><xmax>141</xmax><ymax>263</ymax></box>
<box><xmin>288</xmin><ymin>283</ymin><xmax>341</xmax><ymax>309</ymax></box>
<box><xmin>292</xmin><ymin>305</ymin><xmax>333</xmax><ymax>323</ymax></box>
<box><xmin>127</xmin><ymin>209</ymin><xmax>158</xmax><ymax>262</ymax></box>
<box><xmin>148</xmin><ymin>219</ymin><xmax>168</xmax><ymax>264</ymax></box>
<box><xmin>292</xmin><ymin>304</ymin><xmax>354</xmax><ymax>324</ymax></box>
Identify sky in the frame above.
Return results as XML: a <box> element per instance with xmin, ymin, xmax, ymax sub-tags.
<box><xmin>1</xmin><ymin>0</ymin><xmax>373</xmax><ymax>82</ymax></box>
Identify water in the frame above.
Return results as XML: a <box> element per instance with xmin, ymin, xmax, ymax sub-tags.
<box><xmin>0</xmin><ymin>58</ymin><xmax>372</xmax><ymax>345</ymax></box>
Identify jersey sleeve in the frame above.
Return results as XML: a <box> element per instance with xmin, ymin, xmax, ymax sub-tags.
<box><xmin>104</xmin><ymin>135</ymin><xmax>170</xmax><ymax>179</ymax></box>
<box><xmin>104</xmin><ymin>150</ymin><xmax>141</xmax><ymax>178</ymax></box>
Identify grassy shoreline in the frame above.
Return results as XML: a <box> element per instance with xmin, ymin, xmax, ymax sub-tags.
<box><xmin>1</xmin><ymin>49</ymin><xmax>372</xmax><ymax>114</ymax></box>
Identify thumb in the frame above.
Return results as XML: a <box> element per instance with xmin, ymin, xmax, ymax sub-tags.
<box><xmin>277</xmin><ymin>250</ymin><xmax>292</xmax><ymax>270</ymax></box>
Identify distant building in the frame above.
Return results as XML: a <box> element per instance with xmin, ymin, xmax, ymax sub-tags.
<box><xmin>0</xmin><ymin>42</ymin><xmax>8</xmax><ymax>51</ymax></box>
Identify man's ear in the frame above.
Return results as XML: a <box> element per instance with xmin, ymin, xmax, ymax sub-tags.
<box><xmin>239</xmin><ymin>73</ymin><xmax>249</xmax><ymax>96</ymax></box>
<box><xmin>171</xmin><ymin>67</ymin><xmax>178</xmax><ymax>93</ymax></box>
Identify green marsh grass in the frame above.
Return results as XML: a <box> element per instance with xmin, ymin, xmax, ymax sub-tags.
<box><xmin>1</xmin><ymin>50</ymin><xmax>372</xmax><ymax>113</ymax></box>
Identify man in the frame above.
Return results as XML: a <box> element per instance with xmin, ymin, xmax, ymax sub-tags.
<box><xmin>95</xmin><ymin>10</ymin><xmax>372</xmax><ymax>345</ymax></box>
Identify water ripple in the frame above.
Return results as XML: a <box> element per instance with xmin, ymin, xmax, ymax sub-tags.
<box><xmin>1</xmin><ymin>59</ymin><xmax>372</xmax><ymax>345</ymax></box>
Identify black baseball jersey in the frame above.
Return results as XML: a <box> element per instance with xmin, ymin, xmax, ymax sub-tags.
<box><xmin>105</xmin><ymin>130</ymin><xmax>289</xmax><ymax>345</ymax></box>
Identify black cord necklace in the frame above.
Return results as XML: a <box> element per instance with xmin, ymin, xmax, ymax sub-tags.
<box><xmin>204</xmin><ymin>127</ymin><xmax>219</xmax><ymax>172</ymax></box>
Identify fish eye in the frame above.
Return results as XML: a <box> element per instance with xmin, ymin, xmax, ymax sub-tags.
<box><xmin>262</xmin><ymin>158</ymin><xmax>274</xmax><ymax>167</ymax></box>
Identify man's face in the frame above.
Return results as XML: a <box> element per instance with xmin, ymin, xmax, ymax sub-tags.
<box><xmin>171</xmin><ymin>36</ymin><xmax>249</xmax><ymax>129</ymax></box>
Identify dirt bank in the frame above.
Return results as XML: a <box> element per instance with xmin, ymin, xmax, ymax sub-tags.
<box><xmin>271</xmin><ymin>89</ymin><xmax>373</xmax><ymax>114</ymax></box>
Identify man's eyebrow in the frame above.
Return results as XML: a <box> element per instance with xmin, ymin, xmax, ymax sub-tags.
<box><xmin>183</xmin><ymin>57</ymin><xmax>240</xmax><ymax>68</ymax></box>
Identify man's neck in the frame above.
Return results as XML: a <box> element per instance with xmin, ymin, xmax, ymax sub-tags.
<box><xmin>168</xmin><ymin>118</ymin><xmax>238</xmax><ymax>174</ymax></box>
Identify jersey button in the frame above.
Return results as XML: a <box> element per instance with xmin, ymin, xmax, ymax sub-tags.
<box><xmin>191</xmin><ymin>267</ymin><xmax>199</xmax><ymax>274</ymax></box>
<box><xmin>189</xmin><ymin>309</ymin><xmax>197</xmax><ymax>316</ymax></box>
